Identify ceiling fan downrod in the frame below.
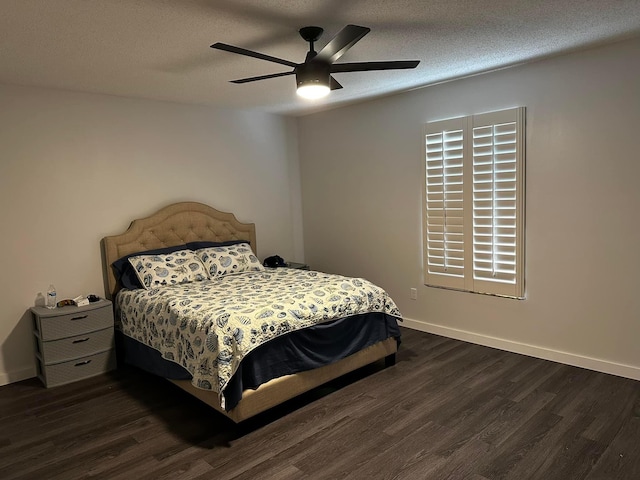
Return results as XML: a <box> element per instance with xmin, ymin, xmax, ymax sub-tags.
<box><xmin>299</xmin><ymin>26</ymin><xmax>324</xmax><ymax>60</ymax></box>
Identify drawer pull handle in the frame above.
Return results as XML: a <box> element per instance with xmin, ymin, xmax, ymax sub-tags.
<box><xmin>71</xmin><ymin>315</ymin><xmax>88</xmax><ymax>321</ymax></box>
<box><xmin>74</xmin><ymin>360</ymin><xmax>92</xmax><ymax>367</ymax></box>
<box><xmin>72</xmin><ymin>338</ymin><xmax>90</xmax><ymax>344</ymax></box>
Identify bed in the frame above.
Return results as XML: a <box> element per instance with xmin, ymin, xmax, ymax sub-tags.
<box><xmin>101</xmin><ymin>201</ymin><xmax>401</xmax><ymax>422</ymax></box>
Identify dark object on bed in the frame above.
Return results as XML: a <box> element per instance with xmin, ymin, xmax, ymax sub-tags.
<box><xmin>263</xmin><ymin>255</ymin><xmax>286</xmax><ymax>268</ymax></box>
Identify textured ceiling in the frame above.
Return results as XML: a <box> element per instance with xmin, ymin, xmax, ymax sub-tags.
<box><xmin>1</xmin><ymin>0</ymin><xmax>640</xmax><ymax>115</ymax></box>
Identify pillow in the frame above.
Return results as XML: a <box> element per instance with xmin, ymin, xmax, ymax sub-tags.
<box><xmin>128</xmin><ymin>249</ymin><xmax>209</xmax><ymax>289</ymax></box>
<box><xmin>195</xmin><ymin>243</ymin><xmax>264</xmax><ymax>279</ymax></box>
<box><xmin>112</xmin><ymin>244</ymin><xmax>189</xmax><ymax>290</ymax></box>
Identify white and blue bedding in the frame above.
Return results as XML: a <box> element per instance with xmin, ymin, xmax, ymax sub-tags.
<box><xmin>116</xmin><ymin>268</ymin><xmax>402</xmax><ymax>408</ymax></box>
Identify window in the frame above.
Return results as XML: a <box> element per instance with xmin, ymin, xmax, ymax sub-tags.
<box><xmin>423</xmin><ymin>107</ymin><xmax>525</xmax><ymax>298</ymax></box>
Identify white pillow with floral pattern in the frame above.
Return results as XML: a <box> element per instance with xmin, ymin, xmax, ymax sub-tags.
<box><xmin>128</xmin><ymin>249</ymin><xmax>209</xmax><ymax>289</ymax></box>
<box><xmin>195</xmin><ymin>243</ymin><xmax>263</xmax><ymax>279</ymax></box>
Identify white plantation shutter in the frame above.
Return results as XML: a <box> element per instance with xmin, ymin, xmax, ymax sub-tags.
<box><xmin>423</xmin><ymin>118</ymin><xmax>466</xmax><ymax>289</ymax></box>
<box><xmin>423</xmin><ymin>107</ymin><xmax>525</xmax><ymax>298</ymax></box>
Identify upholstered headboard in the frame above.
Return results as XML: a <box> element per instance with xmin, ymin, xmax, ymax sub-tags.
<box><xmin>101</xmin><ymin>202</ymin><xmax>257</xmax><ymax>299</ymax></box>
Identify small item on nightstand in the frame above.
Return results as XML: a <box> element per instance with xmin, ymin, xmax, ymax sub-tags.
<box><xmin>73</xmin><ymin>295</ymin><xmax>90</xmax><ymax>307</ymax></box>
<box><xmin>286</xmin><ymin>262</ymin><xmax>310</xmax><ymax>270</ymax></box>
<box><xmin>57</xmin><ymin>299</ymin><xmax>76</xmax><ymax>308</ymax></box>
<box><xmin>87</xmin><ymin>294</ymin><xmax>100</xmax><ymax>303</ymax></box>
<box><xmin>35</xmin><ymin>292</ymin><xmax>45</xmax><ymax>308</ymax></box>
<box><xmin>46</xmin><ymin>284</ymin><xmax>57</xmax><ymax>309</ymax></box>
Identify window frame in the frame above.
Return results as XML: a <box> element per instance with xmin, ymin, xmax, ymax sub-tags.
<box><xmin>422</xmin><ymin>107</ymin><xmax>525</xmax><ymax>299</ymax></box>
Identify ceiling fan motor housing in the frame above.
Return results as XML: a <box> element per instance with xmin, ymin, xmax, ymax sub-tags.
<box><xmin>296</xmin><ymin>61</ymin><xmax>330</xmax><ymax>88</ymax></box>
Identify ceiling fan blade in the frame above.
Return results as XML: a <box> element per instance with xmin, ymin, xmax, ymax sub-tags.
<box><xmin>331</xmin><ymin>60</ymin><xmax>420</xmax><ymax>73</ymax></box>
<box><xmin>314</xmin><ymin>25</ymin><xmax>370</xmax><ymax>64</ymax></box>
<box><xmin>330</xmin><ymin>76</ymin><xmax>343</xmax><ymax>90</ymax></box>
<box><xmin>230</xmin><ymin>71</ymin><xmax>295</xmax><ymax>84</ymax></box>
<box><xmin>211</xmin><ymin>42</ymin><xmax>298</xmax><ymax>68</ymax></box>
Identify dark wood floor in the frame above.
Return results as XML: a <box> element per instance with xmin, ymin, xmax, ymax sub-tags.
<box><xmin>1</xmin><ymin>327</ymin><xmax>639</xmax><ymax>480</ymax></box>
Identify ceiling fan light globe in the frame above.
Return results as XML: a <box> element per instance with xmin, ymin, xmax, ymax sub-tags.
<box><xmin>296</xmin><ymin>83</ymin><xmax>330</xmax><ymax>99</ymax></box>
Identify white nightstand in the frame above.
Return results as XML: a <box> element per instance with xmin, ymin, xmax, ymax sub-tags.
<box><xmin>31</xmin><ymin>299</ymin><xmax>116</xmax><ymax>387</ymax></box>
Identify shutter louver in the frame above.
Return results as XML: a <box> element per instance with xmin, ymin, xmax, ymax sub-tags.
<box><xmin>424</xmin><ymin>120</ymin><xmax>466</xmax><ymax>288</ymax></box>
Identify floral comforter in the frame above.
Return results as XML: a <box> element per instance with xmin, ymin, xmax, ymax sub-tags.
<box><xmin>116</xmin><ymin>268</ymin><xmax>402</xmax><ymax>407</ymax></box>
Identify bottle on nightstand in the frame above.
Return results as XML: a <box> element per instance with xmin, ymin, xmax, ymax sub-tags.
<box><xmin>46</xmin><ymin>284</ymin><xmax>57</xmax><ymax>309</ymax></box>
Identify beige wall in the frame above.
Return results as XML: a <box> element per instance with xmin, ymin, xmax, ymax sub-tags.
<box><xmin>0</xmin><ymin>85</ymin><xmax>303</xmax><ymax>384</ymax></box>
<box><xmin>298</xmin><ymin>37</ymin><xmax>640</xmax><ymax>379</ymax></box>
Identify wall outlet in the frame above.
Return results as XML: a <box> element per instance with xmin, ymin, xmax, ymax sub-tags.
<box><xmin>410</xmin><ymin>288</ymin><xmax>418</xmax><ymax>300</ymax></box>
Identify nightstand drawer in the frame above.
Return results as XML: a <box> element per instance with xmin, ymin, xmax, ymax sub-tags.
<box><xmin>37</xmin><ymin>303</ymin><xmax>113</xmax><ymax>340</ymax></box>
<box><xmin>37</xmin><ymin>327</ymin><xmax>114</xmax><ymax>364</ymax></box>
<box><xmin>37</xmin><ymin>350</ymin><xmax>116</xmax><ymax>388</ymax></box>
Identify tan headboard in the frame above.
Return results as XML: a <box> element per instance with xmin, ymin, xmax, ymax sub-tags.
<box><xmin>101</xmin><ymin>202</ymin><xmax>257</xmax><ymax>299</ymax></box>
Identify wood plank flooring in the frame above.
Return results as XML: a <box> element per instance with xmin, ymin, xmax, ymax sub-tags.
<box><xmin>1</xmin><ymin>327</ymin><xmax>639</xmax><ymax>480</ymax></box>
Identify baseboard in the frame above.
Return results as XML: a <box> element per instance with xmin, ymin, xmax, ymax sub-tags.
<box><xmin>403</xmin><ymin>317</ymin><xmax>640</xmax><ymax>381</ymax></box>
<box><xmin>0</xmin><ymin>366</ymin><xmax>36</xmax><ymax>387</ymax></box>
<box><xmin>4</xmin><ymin>322</ymin><xmax>638</xmax><ymax>385</ymax></box>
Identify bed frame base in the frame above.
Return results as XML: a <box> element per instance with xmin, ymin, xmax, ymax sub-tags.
<box><xmin>170</xmin><ymin>337</ymin><xmax>398</xmax><ymax>423</ymax></box>
<box><xmin>385</xmin><ymin>353</ymin><xmax>396</xmax><ymax>367</ymax></box>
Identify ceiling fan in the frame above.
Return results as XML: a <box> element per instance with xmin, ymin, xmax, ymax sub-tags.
<box><xmin>211</xmin><ymin>25</ymin><xmax>420</xmax><ymax>99</ymax></box>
